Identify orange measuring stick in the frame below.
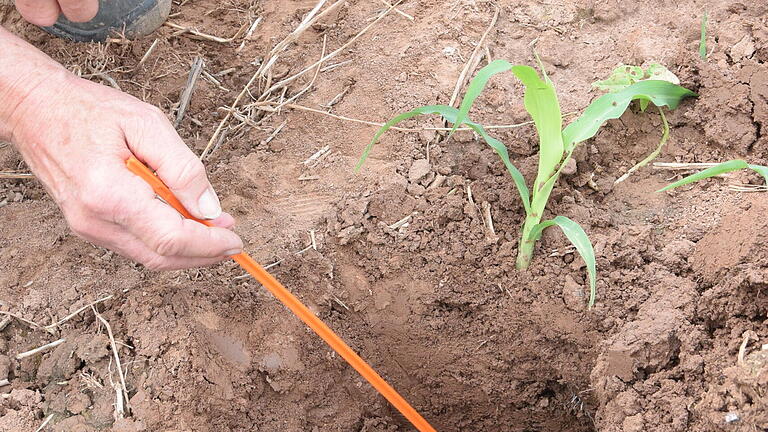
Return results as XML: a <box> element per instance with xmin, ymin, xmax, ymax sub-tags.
<box><xmin>126</xmin><ymin>156</ymin><xmax>437</xmax><ymax>432</ymax></box>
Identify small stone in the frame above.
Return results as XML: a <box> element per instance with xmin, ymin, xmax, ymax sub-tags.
<box><xmin>622</xmin><ymin>414</ymin><xmax>645</xmax><ymax>432</ymax></box>
<box><xmin>407</xmin><ymin>183</ymin><xmax>426</xmax><ymax>196</ymax></box>
<box><xmin>0</xmin><ymin>355</ymin><xmax>9</xmax><ymax>379</ymax></box>
<box><xmin>442</xmin><ymin>46</ymin><xmax>456</xmax><ymax>56</ymax></box>
<box><xmin>268</xmin><ymin>140</ymin><xmax>287</xmax><ymax>152</ymax></box>
<box><xmin>725</xmin><ymin>412</ymin><xmax>740</xmax><ymax>423</ymax></box>
<box><xmin>561</xmin><ymin>158</ymin><xmax>577</xmax><ymax>176</ymax></box>
<box><xmin>408</xmin><ymin>159</ymin><xmax>431</xmax><ymax>183</ymax></box>
<box><xmin>67</xmin><ymin>392</ymin><xmax>91</xmax><ymax>414</ymax></box>
<box><xmin>562</xmin><ymin>274</ymin><xmax>585</xmax><ymax>311</ymax></box>
<box><xmin>419</xmin><ymin>129</ymin><xmax>437</xmax><ymax>143</ymax></box>
<box><xmin>730</xmin><ymin>36</ymin><xmax>755</xmax><ymax>60</ymax></box>
<box><xmin>395</xmin><ymin>72</ymin><xmax>407</xmax><ymax>82</ymax></box>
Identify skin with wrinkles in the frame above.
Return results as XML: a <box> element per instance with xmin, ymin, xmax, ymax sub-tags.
<box><xmin>0</xmin><ymin>26</ymin><xmax>243</xmax><ymax>270</ymax></box>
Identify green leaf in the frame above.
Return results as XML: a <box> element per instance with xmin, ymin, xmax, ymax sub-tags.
<box><xmin>700</xmin><ymin>12</ymin><xmax>708</xmax><ymax>60</ymax></box>
<box><xmin>451</xmin><ymin>59</ymin><xmax>513</xmax><ymax>135</ymax></box>
<box><xmin>562</xmin><ymin>80</ymin><xmax>697</xmax><ymax>152</ymax></box>
<box><xmin>748</xmin><ymin>164</ymin><xmax>768</xmax><ymax>183</ymax></box>
<box><xmin>528</xmin><ymin>216</ymin><xmax>597</xmax><ymax>308</ymax></box>
<box><xmin>468</xmin><ymin>123</ymin><xmax>531</xmax><ymax>213</ymax></box>
<box><xmin>592</xmin><ymin>65</ymin><xmax>644</xmax><ymax>93</ymax></box>
<box><xmin>658</xmin><ymin>159</ymin><xmax>768</xmax><ymax>192</ymax></box>
<box><xmin>441</xmin><ymin>60</ymin><xmax>564</xmax><ymax>196</ymax></box>
<box><xmin>357</xmin><ymin>104</ymin><xmax>531</xmax><ymax>213</ymax></box>
<box><xmin>509</xmin><ymin>65</ymin><xmax>564</xmax><ymax>190</ymax></box>
<box><xmin>593</xmin><ymin>63</ymin><xmax>680</xmax><ymax>94</ymax></box>
<box><xmin>357</xmin><ymin>106</ymin><xmax>437</xmax><ymax>171</ymax></box>
<box><xmin>645</xmin><ymin>64</ymin><xmax>680</xmax><ymax>85</ymax></box>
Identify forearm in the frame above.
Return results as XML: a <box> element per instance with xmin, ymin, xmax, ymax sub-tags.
<box><xmin>0</xmin><ymin>26</ymin><xmax>70</xmax><ymax>142</ymax></box>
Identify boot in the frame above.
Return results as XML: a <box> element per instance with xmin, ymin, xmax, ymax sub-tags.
<box><xmin>44</xmin><ymin>0</ymin><xmax>171</xmax><ymax>42</ymax></box>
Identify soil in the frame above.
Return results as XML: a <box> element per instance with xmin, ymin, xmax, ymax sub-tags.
<box><xmin>1</xmin><ymin>0</ymin><xmax>768</xmax><ymax>431</ymax></box>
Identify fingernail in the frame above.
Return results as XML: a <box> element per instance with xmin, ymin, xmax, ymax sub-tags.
<box><xmin>225</xmin><ymin>249</ymin><xmax>242</xmax><ymax>256</ymax></box>
<box><xmin>198</xmin><ymin>187</ymin><xmax>222</xmax><ymax>219</ymax></box>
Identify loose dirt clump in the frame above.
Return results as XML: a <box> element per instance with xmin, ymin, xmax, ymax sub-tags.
<box><xmin>1</xmin><ymin>0</ymin><xmax>767</xmax><ymax>431</ymax></box>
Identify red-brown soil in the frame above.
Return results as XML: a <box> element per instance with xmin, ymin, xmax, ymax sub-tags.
<box><xmin>1</xmin><ymin>1</ymin><xmax>767</xmax><ymax>431</ymax></box>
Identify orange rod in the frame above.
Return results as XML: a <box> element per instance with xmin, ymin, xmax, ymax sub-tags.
<box><xmin>126</xmin><ymin>156</ymin><xmax>436</xmax><ymax>432</ymax></box>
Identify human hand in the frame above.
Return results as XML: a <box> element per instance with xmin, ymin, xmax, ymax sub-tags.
<box><xmin>0</xmin><ymin>29</ymin><xmax>243</xmax><ymax>270</ymax></box>
<box><xmin>14</xmin><ymin>0</ymin><xmax>99</xmax><ymax>27</ymax></box>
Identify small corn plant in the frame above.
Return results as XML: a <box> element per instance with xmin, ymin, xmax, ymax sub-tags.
<box><xmin>359</xmin><ymin>60</ymin><xmax>696</xmax><ymax>307</ymax></box>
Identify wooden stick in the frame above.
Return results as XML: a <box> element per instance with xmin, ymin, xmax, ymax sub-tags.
<box><xmin>271</xmin><ymin>34</ymin><xmax>328</xmax><ymax>111</ymax></box>
<box><xmin>320</xmin><ymin>59</ymin><xmax>353</xmax><ymax>72</ymax></box>
<box><xmin>252</xmin><ymin>102</ymin><xmax>539</xmax><ymax>131</ymax></box>
<box><xmin>261</xmin><ymin>120</ymin><xmax>287</xmax><ymax>145</ymax></box>
<box><xmin>728</xmin><ymin>183</ymin><xmax>768</xmax><ymax>192</ymax></box>
<box><xmin>380</xmin><ymin>0</ymin><xmax>414</xmax><ymax>20</ymax></box>
<box><xmin>44</xmin><ymin>291</ymin><xmax>126</xmax><ymax>332</ymax></box>
<box><xmin>303</xmin><ymin>145</ymin><xmax>331</xmax><ymax>165</ymax></box>
<box><xmin>482</xmin><ymin>201</ymin><xmax>498</xmax><ymax>242</ymax></box>
<box><xmin>652</xmin><ymin>162</ymin><xmax>721</xmax><ymax>170</ymax></box>
<box><xmin>92</xmin><ymin>307</ymin><xmax>131</xmax><ymax>415</ymax></box>
<box><xmin>0</xmin><ymin>172</ymin><xmax>34</xmax><ymax>179</ymax></box>
<box><xmin>236</xmin><ymin>16</ymin><xmax>263</xmax><ymax>53</ymax></box>
<box><xmin>34</xmin><ymin>414</ymin><xmax>55</xmax><ymax>432</ymax></box>
<box><xmin>164</xmin><ymin>21</ymin><xmax>247</xmax><ymax>43</ymax></box>
<box><xmin>137</xmin><ymin>38</ymin><xmax>160</xmax><ymax>68</ymax></box>
<box><xmin>0</xmin><ymin>311</ymin><xmax>48</xmax><ymax>333</ymax></box>
<box><xmin>15</xmin><ymin>338</ymin><xmax>66</xmax><ymax>360</ymax></box>
<box><xmin>175</xmin><ymin>57</ymin><xmax>205</xmax><ymax>128</ymax></box>
<box><xmin>263</xmin><ymin>0</ymin><xmax>338</xmax><ymax>61</ymax></box>
<box><xmin>449</xmin><ymin>8</ymin><xmax>499</xmax><ymax>108</ymax></box>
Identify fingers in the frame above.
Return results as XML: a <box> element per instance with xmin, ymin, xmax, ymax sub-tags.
<box><xmin>69</xmin><ymin>167</ymin><xmax>242</xmax><ymax>269</ymax></box>
<box><xmin>119</xmin><ymin>175</ymin><xmax>243</xmax><ymax>259</ymax></box>
<box><xmin>14</xmin><ymin>0</ymin><xmax>61</xmax><ymax>26</ymax></box>
<box><xmin>57</xmin><ymin>0</ymin><xmax>99</xmax><ymax>22</ymax></box>
<box><xmin>81</xmin><ymin>225</ymin><xmax>230</xmax><ymax>270</ymax></box>
<box><xmin>123</xmin><ymin>109</ymin><xmax>223</xmax><ymax>221</ymax></box>
<box><xmin>121</xmin><ymin>229</ymin><xmax>232</xmax><ymax>270</ymax></box>
<box><xmin>210</xmin><ymin>212</ymin><xmax>236</xmax><ymax>229</ymax></box>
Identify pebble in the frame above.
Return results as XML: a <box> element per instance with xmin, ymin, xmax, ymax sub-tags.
<box><xmin>408</xmin><ymin>159</ymin><xmax>431</xmax><ymax>183</ymax></box>
<box><xmin>562</xmin><ymin>158</ymin><xmax>577</xmax><ymax>176</ymax></box>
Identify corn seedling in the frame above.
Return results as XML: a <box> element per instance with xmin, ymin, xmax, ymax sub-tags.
<box><xmin>592</xmin><ymin>64</ymin><xmax>688</xmax><ymax>184</ymax></box>
<box><xmin>700</xmin><ymin>12</ymin><xmax>708</xmax><ymax>60</ymax></box>
<box><xmin>660</xmin><ymin>159</ymin><xmax>768</xmax><ymax>192</ymax></box>
<box><xmin>358</xmin><ymin>60</ymin><xmax>696</xmax><ymax>307</ymax></box>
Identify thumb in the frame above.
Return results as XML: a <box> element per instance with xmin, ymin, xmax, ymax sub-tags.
<box><xmin>123</xmin><ymin>108</ymin><xmax>222</xmax><ymax>220</ymax></box>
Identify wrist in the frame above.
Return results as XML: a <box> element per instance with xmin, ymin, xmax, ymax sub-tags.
<box><xmin>0</xmin><ymin>27</ymin><xmax>72</xmax><ymax>144</ymax></box>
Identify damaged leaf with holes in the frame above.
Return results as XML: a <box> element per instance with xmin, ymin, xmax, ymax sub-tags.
<box><xmin>592</xmin><ymin>63</ymin><xmax>694</xmax><ymax>184</ymax></box>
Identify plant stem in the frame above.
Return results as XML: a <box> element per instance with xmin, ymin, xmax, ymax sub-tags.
<box><xmin>614</xmin><ymin>107</ymin><xmax>669</xmax><ymax>184</ymax></box>
<box><xmin>515</xmin><ymin>150</ymin><xmax>575</xmax><ymax>269</ymax></box>
<box><xmin>516</xmin><ymin>212</ymin><xmax>543</xmax><ymax>269</ymax></box>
